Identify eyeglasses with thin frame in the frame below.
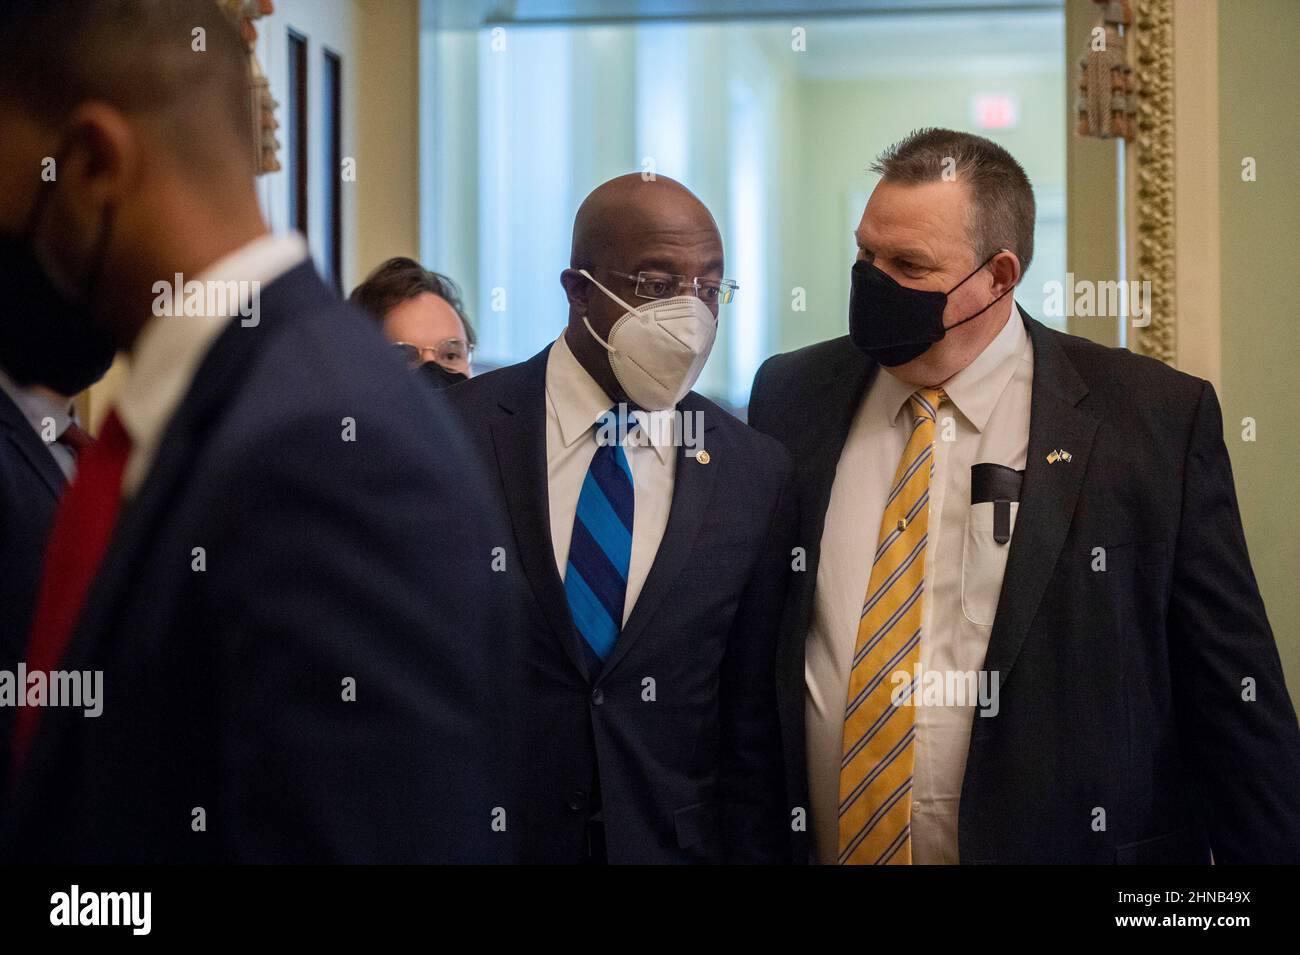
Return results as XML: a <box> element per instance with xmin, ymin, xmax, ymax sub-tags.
<box><xmin>602</xmin><ymin>269</ymin><xmax>739</xmax><ymax>306</ymax></box>
<box><xmin>392</xmin><ymin>338</ymin><xmax>474</xmax><ymax>372</ymax></box>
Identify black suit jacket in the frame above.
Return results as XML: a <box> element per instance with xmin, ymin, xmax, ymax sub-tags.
<box><xmin>748</xmin><ymin>308</ymin><xmax>1300</xmax><ymax>864</ymax></box>
<box><xmin>442</xmin><ymin>345</ymin><xmax>795</xmax><ymax>863</ymax></box>
<box><xmin>2</xmin><ymin>262</ymin><xmax>518</xmax><ymax>863</ymax></box>
<box><xmin>0</xmin><ymin>385</ymin><xmax>65</xmax><ymax>797</ymax></box>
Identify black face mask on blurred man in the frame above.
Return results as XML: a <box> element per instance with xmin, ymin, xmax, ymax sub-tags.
<box><xmin>0</xmin><ymin>152</ymin><xmax>118</xmax><ymax>396</ymax></box>
<box><xmin>417</xmin><ymin>360</ymin><xmax>469</xmax><ymax>391</ymax></box>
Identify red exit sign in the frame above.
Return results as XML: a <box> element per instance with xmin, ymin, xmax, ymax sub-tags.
<box><xmin>971</xmin><ymin>94</ymin><xmax>1019</xmax><ymax>130</ymax></box>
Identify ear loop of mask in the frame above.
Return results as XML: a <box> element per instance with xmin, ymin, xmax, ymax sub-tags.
<box><xmin>22</xmin><ymin>143</ymin><xmax>70</xmax><ymax>237</ymax></box>
<box><xmin>25</xmin><ymin>143</ymin><xmax>118</xmax><ymax>303</ymax></box>
<box><xmin>576</xmin><ymin>268</ymin><xmax>681</xmax><ymax>398</ymax></box>
<box><xmin>74</xmin><ymin>203</ymin><xmax>117</xmax><ymax>302</ymax></box>
<box><xmin>941</xmin><ymin>248</ymin><xmax>1013</xmax><ymax>335</ymax></box>
<box><xmin>577</xmin><ymin>268</ymin><xmax>640</xmax><ymax>353</ymax></box>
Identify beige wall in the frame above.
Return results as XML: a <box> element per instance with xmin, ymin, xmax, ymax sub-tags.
<box><xmin>1217</xmin><ymin>0</ymin><xmax>1300</xmax><ymax>698</ymax></box>
<box><xmin>354</xmin><ymin>0</ymin><xmax>422</xmax><ymax>283</ymax></box>
<box><xmin>83</xmin><ymin>0</ymin><xmax>422</xmax><ymax>426</ymax></box>
<box><xmin>1064</xmin><ymin>0</ymin><xmax>1120</xmax><ymax>348</ymax></box>
<box><xmin>1170</xmin><ymin>1</ymin><xmax>1221</xmax><ymax>389</ymax></box>
<box><xmin>251</xmin><ymin>0</ymin><xmax>421</xmax><ymax>289</ymax></box>
<box><xmin>253</xmin><ymin>0</ymin><xmax>358</xmax><ymax>285</ymax></box>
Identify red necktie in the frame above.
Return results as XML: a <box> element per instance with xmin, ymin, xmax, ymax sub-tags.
<box><xmin>56</xmin><ymin>420</ymin><xmax>95</xmax><ymax>457</ymax></box>
<box><xmin>11</xmin><ymin>409</ymin><xmax>132</xmax><ymax>777</ymax></box>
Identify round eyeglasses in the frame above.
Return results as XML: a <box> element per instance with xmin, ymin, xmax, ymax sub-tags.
<box><xmin>603</xmin><ymin>270</ymin><xmax>738</xmax><ymax>306</ymax></box>
<box><xmin>392</xmin><ymin>338</ymin><xmax>474</xmax><ymax>373</ymax></box>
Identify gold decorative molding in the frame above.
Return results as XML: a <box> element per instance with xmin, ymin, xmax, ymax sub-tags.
<box><xmin>1132</xmin><ymin>0</ymin><xmax>1175</xmax><ymax>364</ymax></box>
<box><xmin>218</xmin><ymin>0</ymin><xmax>281</xmax><ymax>176</ymax></box>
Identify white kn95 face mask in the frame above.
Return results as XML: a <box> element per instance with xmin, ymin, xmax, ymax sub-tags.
<box><xmin>578</xmin><ymin>268</ymin><xmax>717</xmax><ymax>411</ymax></box>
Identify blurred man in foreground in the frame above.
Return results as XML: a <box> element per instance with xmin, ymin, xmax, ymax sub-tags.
<box><xmin>0</xmin><ymin>0</ymin><xmax>515</xmax><ymax>862</ymax></box>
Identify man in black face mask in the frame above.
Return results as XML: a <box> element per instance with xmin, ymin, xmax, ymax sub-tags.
<box><xmin>347</xmin><ymin>256</ymin><xmax>477</xmax><ymax>389</ymax></box>
<box><xmin>748</xmin><ymin>127</ymin><xmax>1300</xmax><ymax>865</ymax></box>
<box><xmin>0</xmin><ymin>0</ymin><xmax>515</xmax><ymax>863</ymax></box>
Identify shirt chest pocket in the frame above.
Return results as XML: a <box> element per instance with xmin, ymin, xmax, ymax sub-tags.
<box><xmin>960</xmin><ymin>500</ymin><xmax>1020</xmax><ymax>627</ymax></box>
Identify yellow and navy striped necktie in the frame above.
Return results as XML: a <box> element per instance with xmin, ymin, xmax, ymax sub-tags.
<box><xmin>837</xmin><ymin>386</ymin><xmax>944</xmax><ymax>865</ymax></box>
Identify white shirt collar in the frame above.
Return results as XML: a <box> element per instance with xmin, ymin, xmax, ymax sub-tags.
<box><xmin>940</xmin><ymin>301</ymin><xmax>1026</xmax><ymax>432</ymax></box>
<box><xmin>544</xmin><ymin>332</ymin><xmax>674</xmax><ymax>463</ymax></box>
<box><xmin>881</xmin><ymin>299</ymin><xmax>1025</xmax><ymax>432</ymax></box>
<box><xmin>116</xmin><ymin>232</ymin><xmax>309</xmax><ymax>488</ymax></box>
<box><xmin>0</xmin><ymin>365</ymin><xmax>76</xmax><ymax>437</ymax></box>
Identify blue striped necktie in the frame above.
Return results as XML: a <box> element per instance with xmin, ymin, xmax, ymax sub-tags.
<box><xmin>565</xmin><ymin>407</ymin><xmax>637</xmax><ymax>664</ymax></box>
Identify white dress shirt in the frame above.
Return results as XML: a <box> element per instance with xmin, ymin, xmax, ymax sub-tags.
<box><xmin>0</xmin><ymin>365</ymin><xmax>82</xmax><ymax>481</ymax></box>
<box><xmin>806</xmin><ymin>303</ymin><xmax>1034</xmax><ymax>864</ymax></box>
<box><xmin>545</xmin><ymin>332</ymin><xmax>676</xmax><ymax>624</ymax></box>
<box><xmin>116</xmin><ymin>233</ymin><xmax>309</xmax><ymax>497</ymax></box>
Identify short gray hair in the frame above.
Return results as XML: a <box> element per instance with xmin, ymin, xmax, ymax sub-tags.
<box><xmin>870</xmin><ymin>128</ymin><xmax>1035</xmax><ymax>276</ymax></box>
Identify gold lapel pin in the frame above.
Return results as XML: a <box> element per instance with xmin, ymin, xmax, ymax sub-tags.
<box><xmin>695</xmin><ymin>449</ymin><xmax>711</xmax><ymax>465</ymax></box>
<box><xmin>1046</xmin><ymin>449</ymin><xmax>1073</xmax><ymax>464</ymax></box>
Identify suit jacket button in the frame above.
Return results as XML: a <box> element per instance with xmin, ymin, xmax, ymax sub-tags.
<box><xmin>591</xmin><ymin>687</ymin><xmax>605</xmax><ymax>706</ymax></box>
<box><xmin>568</xmin><ymin>790</ymin><xmax>588</xmax><ymax>811</ymax></box>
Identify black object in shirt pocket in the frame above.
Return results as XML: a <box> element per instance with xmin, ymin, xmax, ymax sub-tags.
<box><xmin>962</xmin><ymin>463</ymin><xmax>1025</xmax><ymax>626</ymax></box>
<box><xmin>970</xmin><ymin>463</ymin><xmax>1024</xmax><ymax>544</ymax></box>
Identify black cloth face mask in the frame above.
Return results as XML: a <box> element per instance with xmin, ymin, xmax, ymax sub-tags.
<box><xmin>848</xmin><ymin>249</ymin><xmax>1011</xmax><ymax>367</ymax></box>
<box><xmin>0</xmin><ymin>152</ymin><xmax>118</xmax><ymax>396</ymax></box>
<box><xmin>417</xmin><ymin>361</ymin><xmax>469</xmax><ymax>390</ymax></box>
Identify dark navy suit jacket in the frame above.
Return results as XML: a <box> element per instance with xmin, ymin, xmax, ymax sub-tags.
<box><xmin>0</xmin><ymin>384</ymin><xmax>65</xmax><ymax>797</ymax></box>
<box><xmin>2</xmin><ymin>261</ymin><xmax>519</xmax><ymax>863</ymax></box>
<box><xmin>442</xmin><ymin>345</ymin><xmax>796</xmax><ymax>863</ymax></box>
<box><xmin>749</xmin><ymin>308</ymin><xmax>1300</xmax><ymax>863</ymax></box>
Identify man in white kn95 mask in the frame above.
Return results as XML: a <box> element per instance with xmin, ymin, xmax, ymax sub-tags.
<box><xmin>442</xmin><ymin>173</ymin><xmax>802</xmax><ymax>864</ymax></box>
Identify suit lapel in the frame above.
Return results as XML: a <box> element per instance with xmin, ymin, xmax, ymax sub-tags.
<box><xmin>790</xmin><ymin>341</ymin><xmax>876</xmax><ymax>636</ymax></box>
<box><xmin>961</xmin><ymin>312</ymin><xmax>1097</xmax><ymax>861</ymax></box>
<box><xmin>600</xmin><ymin>393</ymin><xmax>719</xmax><ymax>678</ymax></box>
<box><xmin>801</xmin><ymin>348</ymin><xmax>875</xmax><ymax>546</ymax></box>
<box><xmin>487</xmin><ymin>347</ymin><xmax>592</xmax><ymax>680</ymax></box>
<box><xmin>0</xmin><ymin>387</ymin><xmax>66</xmax><ymax>500</ymax></box>
<box><xmin>15</xmin><ymin>324</ymin><xmax>257</xmax><ymax>808</ymax></box>
<box><xmin>981</xmin><ymin>311</ymin><xmax>1098</xmax><ymax>689</ymax></box>
<box><xmin>59</xmin><ymin>262</ymin><xmax>331</xmax><ymax>679</ymax></box>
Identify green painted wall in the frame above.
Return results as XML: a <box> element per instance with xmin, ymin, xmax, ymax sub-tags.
<box><xmin>1218</xmin><ymin>0</ymin><xmax>1300</xmax><ymax>700</ymax></box>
